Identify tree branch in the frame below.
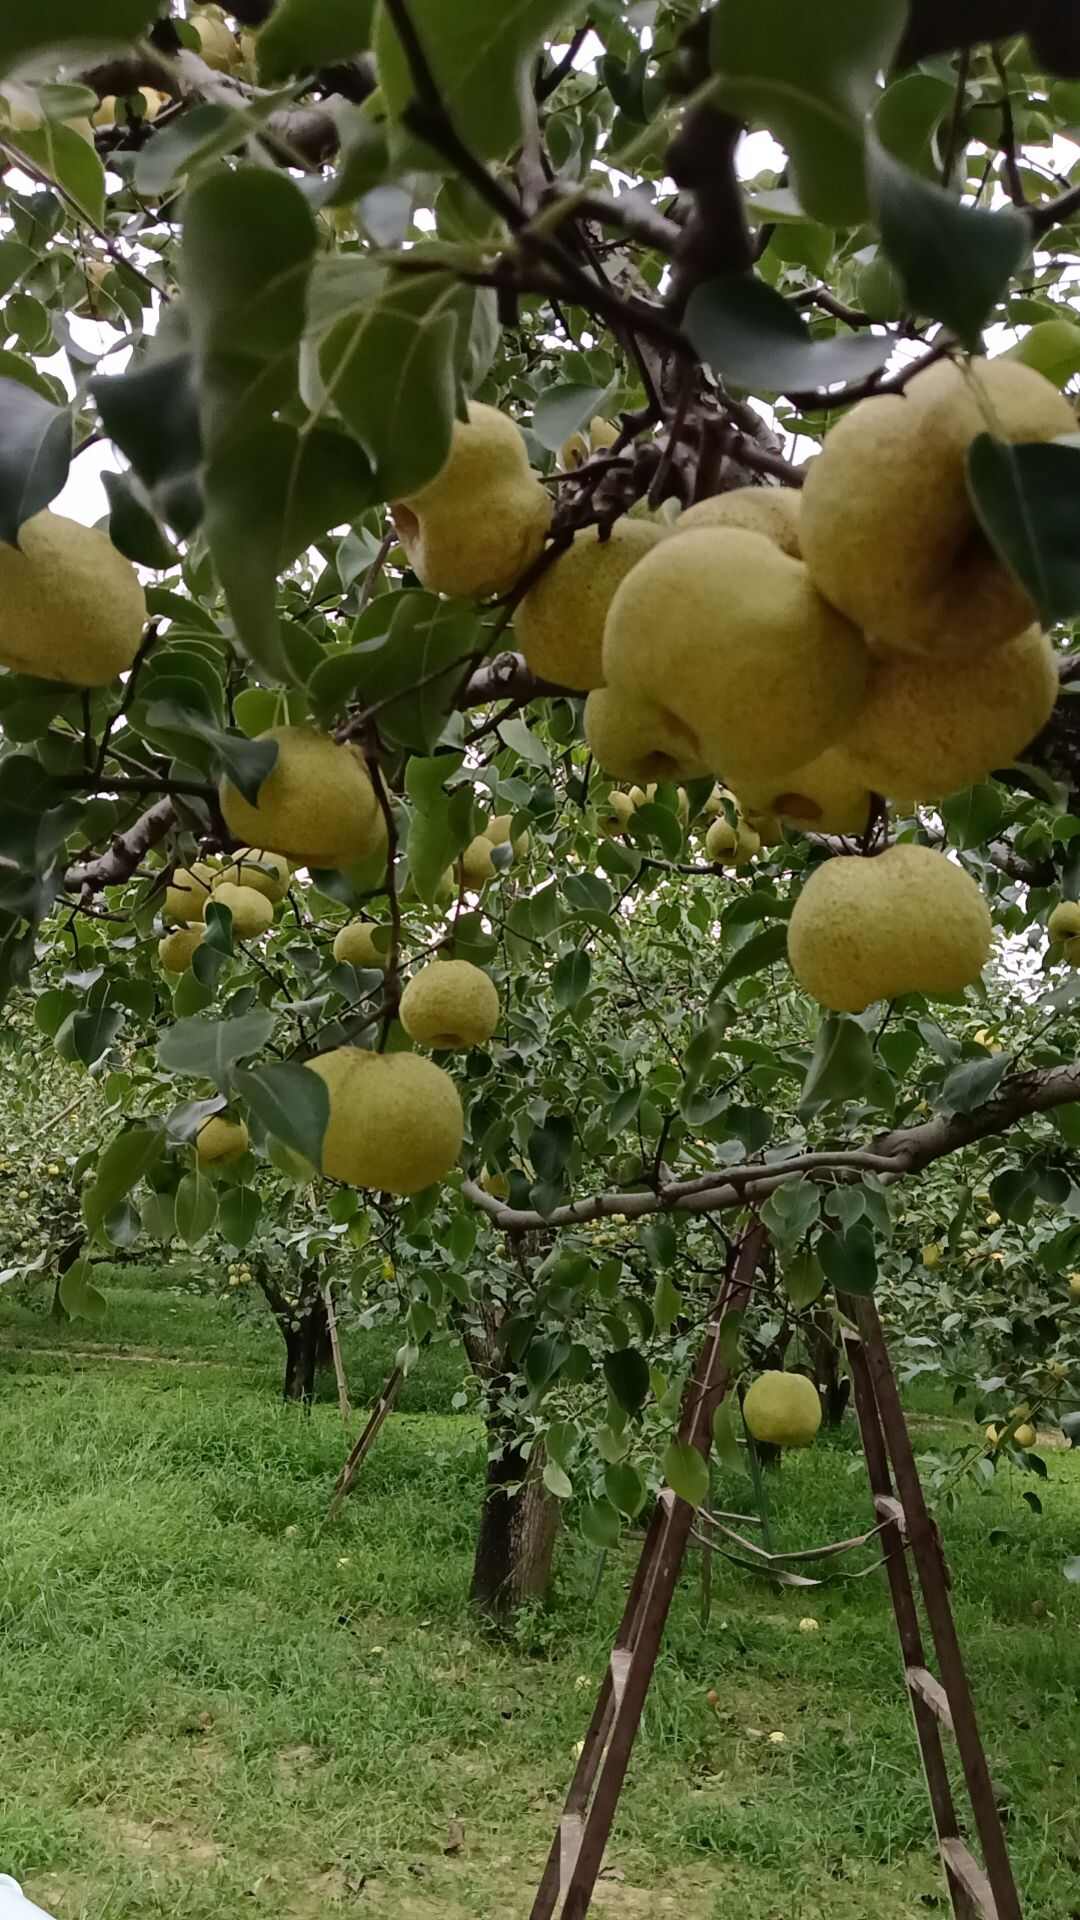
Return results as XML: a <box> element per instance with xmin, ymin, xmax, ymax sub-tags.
<box><xmin>63</xmin><ymin>797</ymin><xmax>176</xmax><ymax>899</ymax></box>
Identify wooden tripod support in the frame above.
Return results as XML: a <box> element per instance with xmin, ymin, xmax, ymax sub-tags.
<box><xmin>530</xmin><ymin>1256</ymin><xmax>1023</xmax><ymax>1920</ymax></box>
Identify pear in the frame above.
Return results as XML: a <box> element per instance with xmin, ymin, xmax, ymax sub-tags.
<box><xmin>307</xmin><ymin>1047</ymin><xmax>463</xmax><ymax>1194</ymax></box>
<box><xmin>158</xmin><ymin>926</ymin><xmax>204</xmax><ymax>973</ymax></box>
<box><xmin>516</xmin><ymin>520</ymin><xmax>665</xmax><ymax>691</ymax></box>
<box><xmin>192</xmin><ymin>6</ymin><xmax>241</xmax><ymax>70</ymax></box>
<box><xmin>208</xmin><ymin>883</ymin><xmax>273</xmax><ymax>939</ymax></box>
<box><xmin>801</xmin><ymin>356</ymin><xmax>1076</xmax><ymax>657</ymax></box>
<box><xmin>214</xmin><ymin>848</ymin><xmax>291</xmax><ymax>903</ymax></box>
<box><xmin>735</xmin><ymin>747</ymin><xmax>875</xmax><ymax>837</ymax></box>
<box><xmin>219</xmin><ymin>726</ymin><xmax>384</xmax><ymax>867</ymax></box>
<box><xmin>196</xmin><ymin>1116</ymin><xmax>249</xmax><ymax>1165</ymax></box>
<box><xmin>584</xmin><ymin>683</ymin><xmax>713</xmax><ymax>785</ymax></box>
<box><xmin>705</xmin><ymin>818</ymin><xmax>760</xmax><ymax>867</ymax></box>
<box><xmin>165</xmin><ymin>863</ymin><xmax>217</xmax><ymax>925</ymax></box>
<box><xmin>333</xmin><ymin>922</ymin><xmax>389</xmax><ymax>969</ymax></box>
<box><xmin>844</xmin><ymin>625</ymin><xmax>1057</xmax><ymax>806</ymax></box>
<box><xmin>558</xmin><ymin>430</ymin><xmax>589</xmax><ymax>471</ymax></box>
<box><xmin>399</xmin><ymin>958</ymin><xmax>499</xmax><ymax>1049</ymax></box>
<box><xmin>486</xmin><ymin>813</ymin><xmax>530</xmax><ymax>858</ymax></box>
<box><xmin>459</xmin><ymin>835</ymin><xmax>497</xmax><ymax>888</ymax></box>
<box><xmin>679</xmin><ymin>485</ymin><xmax>801</xmax><ymax>557</ymax></box>
<box><xmin>589</xmin><ymin>416</ymin><xmax>620</xmax><ymax>451</ymax></box>
<box><xmin>743</xmin><ymin>1372</ymin><xmax>821</xmax><ymax>1447</ymax></box>
<box><xmin>0</xmin><ymin>512</ymin><xmax>144</xmax><ymax>686</ymax></box>
<box><xmin>602</xmin><ymin>527</ymin><xmax>868</xmax><ymax>789</ymax></box>
<box><xmin>1005</xmin><ymin>318</ymin><xmax>1080</xmax><ymax>387</ymax></box>
<box><xmin>788</xmin><ymin>846</ymin><xmax>992</xmax><ymax>1012</ymax></box>
<box><xmin>1048</xmin><ymin>900</ymin><xmax>1080</xmax><ymax>942</ymax></box>
<box><xmin>391</xmin><ymin>402</ymin><xmax>551</xmax><ymax>599</ymax></box>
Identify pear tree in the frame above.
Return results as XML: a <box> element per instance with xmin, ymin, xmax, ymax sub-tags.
<box><xmin>4</xmin><ymin>2</ymin><xmax>1080</xmax><ymax>1615</ymax></box>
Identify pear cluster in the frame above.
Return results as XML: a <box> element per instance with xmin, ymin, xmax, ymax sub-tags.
<box><xmin>157</xmin><ymin>848</ymin><xmax>292</xmax><ymax>972</ymax></box>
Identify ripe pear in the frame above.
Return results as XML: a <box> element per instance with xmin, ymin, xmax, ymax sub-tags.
<box><xmin>627</xmin><ymin>784</ymin><xmax>654</xmax><ymax>809</ymax></box>
<box><xmin>584</xmin><ymin>684</ymin><xmax>713</xmax><ymax>785</ymax></box>
<box><xmin>1014</xmin><ymin>1422</ymin><xmax>1037</xmax><ymax>1449</ymax></box>
<box><xmin>788</xmin><ymin>846</ymin><xmax>992</xmax><ymax>1012</ymax></box>
<box><xmin>208</xmin><ymin>882</ymin><xmax>273</xmax><ymax>939</ymax></box>
<box><xmin>743</xmin><ymin>1372</ymin><xmax>821</xmax><ymax>1448</ymax></box>
<box><xmin>192</xmin><ymin>6</ymin><xmax>241</xmax><ymax>70</ymax></box>
<box><xmin>1069</xmin><ymin>1273</ymin><xmax>1080</xmax><ymax>1300</ymax></box>
<box><xmin>589</xmin><ymin>416</ymin><xmax>620</xmax><ymax>451</ymax></box>
<box><xmin>679</xmin><ymin>485</ymin><xmax>801</xmax><ymax>557</ymax></box>
<box><xmin>0</xmin><ymin>512</ymin><xmax>144</xmax><ymax>685</ymax></box>
<box><xmin>459</xmin><ymin>835</ymin><xmax>497</xmax><ymax>887</ymax></box>
<box><xmin>1005</xmin><ymin>318</ymin><xmax>1080</xmax><ymax>387</ymax></box>
<box><xmin>158</xmin><ymin>925</ymin><xmax>204</xmax><ymax>973</ymax></box>
<box><xmin>479</xmin><ymin>1168</ymin><xmax>510</xmax><ymax>1200</ymax></box>
<box><xmin>1048</xmin><ymin>900</ymin><xmax>1080</xmax><ymax>942</ymax></box>
<box><xmin>391</xmin><ymin>402</ymin><xmax>551</xmax><ymax>600</ymax></box>
<box><xmin>736</xmin><ymin>747</ymin><xmax>875</xmax><ymax>838</ymax></box>
<box><xmin>801</xmin><ymin>356</ymin><xmax>1076</xmax><ymax>658</ymax></box>
<box><xmin>705</xmin><ymin>817</ymin><xmax>760</xmax><ymax>867</ymax></box>
<box><xmin>597</xmin><ymin>790</ymin><xmax>637</xmax><ymax>835</ymax></box>
<box><xmin>219</xmin><ymin>726</ymin><xmax>384</xmax><ymax>867</ymax></box>
<box><xmin>486</xmin><ymin>813</ymin><xmax>530</xmax><ymax>858</ymax></box>
<box><xmin>214</xmin><ymin>847</ymin><xmax>290</xmax><ymax>903</ymax></box>
<box><xmin>515</xmin><ymin>520</ymin><xmax>665</xmax><ymax>691</ymax></box>
<box><xmin>558</xmin><ymin>430</ymin><xmax>589</xmax><ymax>471</ymax></box>
<box><xmin>400</xmin><ymin>958</ymin><xmax>499</xmax><ymax>1049</ymax></box>
<box><xmin>333</xmin><ymin>921</ymin><xmax>389</xmax><ymax>969</ymax></box>
<box><xmin>165</xmin><ymin>863</ymin><xmax>216</xmax><ymax>925</ymax></box>
<box><xmin>602</xmin><ymin>528</ymin><xmax>867</xmax><ymax>789</ymax></box>
<box><xmin>196</xmin><ymin>1115</ymin><xmax>250</xmax><ymax>1165</ymax></box>
<box><xmin>843</xmin><ymin>625</ymin><xmax>1057</xmax><ymax>806</ymax></box>
<box><xmin>307</xmin><ymin>1046</ymin><xmax>464</xmax><ymax>1194</ymax></box>
<box><xmin>1064</xmin><ymin>935</ymin><xmax>1080</xmax><ymax>968</ymax></box>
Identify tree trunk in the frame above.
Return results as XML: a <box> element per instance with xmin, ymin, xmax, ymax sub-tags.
<box><xmin>256</xmin><ymin>1266</ymin><xmax>331</xmax><ymax>1406</ymax></box>
<box><xmin>810</xmin><ymin>1306</ymin><xmax>851</xmax><ymax>1428</ymax></box>
<box><xmin>470</xmin><ymin>1424</ymin><xmax>560</xmax><ymax>1622</ymax></box>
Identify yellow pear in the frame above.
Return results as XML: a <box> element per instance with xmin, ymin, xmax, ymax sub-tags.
<box><xmin>743</xmin><ymin>1372</ymin><xmax>821</xmax><ymax>1447</ymax></box>
<box><xmin>558</xmin><ymin>430</ymin><xmax>589</xmax><ymax>470</ymax></box>
<box><xmin>679</xmin><ymin>485</ymin><xmax>801</xmax><ymax>557</ymax></box>
<box><xmin>589</xmin><ymin>416</ymin><xmax>620</xmax><ymax>451</ymax></box>
<box><xmin>459</xmin><ymin>835</ymin><xmax>497</xmax><ymax>888</ymax></box>
<box><xmin>333</xmin><ymin>922</ymin><xmax>389</xmax><ymax>969</ymax></box>
<box><xmin>0</xmin><ymin>512</ymin><xmax>144</xmax><ymax>686</ymax></box>
<box><xmin>584</xmin><ymin>684</ymin><xmax>713</xmax><ymax>785</ymax></box>
<box><xmin>207</xmin><ymin>882</ymin><xmax>273</xmax><ymax>939</ymax></box>
<box><xmin>1014</xmin><ymin>1422</ymin><xmax>1037</xmax><ymax>1449</ymax></box>
<box><xmin>1048</xmin><ymin>900</ymin><xmax>1080</xmax><ymax>941</ymax></box>
<box><xmin>705</xmin><ymin>818</ymin><xmax>759</xmax><ymax>867</ymax></box>
<box><xmin>399</xmin><ymin>958</ymin><xmax>499</xmax><ymax>1049</ymax></box>
<box><xmin>165</xmin><ymin>863</ymin><xmax>216</xmax><ymax>925</ymax></box>
<box><xmin>391</xmin><ymin>402</ymin><xmax>552</xmax><ymax>599</ymax></box>
<box><xmin>736</xmin><ymin>747</ymin><xmax>875</xmax><ymax>837</ymax></box>
<box><xmin>486</xmin><ymin>813</ymin><xmax>530</xmax><ymax>858</ymax></box>
<box><xmin>843</xmin><ymin>626</ymin><xmax>1057</xmax><ymax>806</ymax></box>
<box><xmin>788</xmin><ymin>846</ymin><xmax>992</xmax><ymax>1012</ymax></box>
<box><xmin>627</xmin><ymin>784</ymin><xmax>654</xmax><ymax>809</ymax></box>
<box><xmin>801</xmin><ymin>356</ymin><xmax>1076</xmax><ymax>657</ymax></box>
<box><xmin>214</xmin><ymin>847</ymin><xmax>290</xmax><ymax>903</ymax></box>
<box><xmin>597</xmin><ymin>791</ymin><xmax>636</xmax><ymax>835</ymax></box>
<box><xmin>516</xmin><ymin>520</ymin><xmax>665</xmax><ymax>691</ymax></box>
<box><xmin>307</xmin><ymin>1047</ymin><xmax>463</xmax><ymax>1194</ymax></box>
<box><xmin>219</xmin><ymin>726</ymin><xmax>384</xmax><ymax>867</ymax></box>
<box><xmin>196</xmin><ymin>1116</ymin><xmax>249</xmax><ymax>1165</ymax></box>
<box><xmin>1004</xmin><ymin>319</ymin><xmax>1080</xmax><ymax>387</ymax></box>
<box><xmin>601</xmin><ymin>528</ymin><xmax>867</xmax><ymax>789</ymax></box>
<box><xmin>158</xmin><ymin>926</ymin><xmax>204</xmax><ymax>973</ymax></box>
<box><xmin>922</xmin><ymin>1243</ymin><xmax>943</xmax><ymax>1268</ymax></box>
<box><xmin>1064</xmin><ymin>935</ymin><xmax>1080</xmax><ymax>967</ymax></box>
<box><xmin>479</xmin><ymin>1168</ymin><xmax>510</xmax><ymax>1199</ymax></box>
<box><xmin>192</xmin><ymin>7</ymin><xmax>241</xmax><ymax>70</ymax></box>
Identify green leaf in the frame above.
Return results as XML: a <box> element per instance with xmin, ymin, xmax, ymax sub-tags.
<box><xmin>663</xmin><ymin>1439</ymin><xmax>709</xmax><ymax>1510</ymax></box>
<box><xmin>7</xmin><ymin>121</ymin><xmax>105</xmax><ymax>224</ymax></box>
<box><xmin>938</xmin><ymin>1054</ymin><xmax>1011</xmax><ymax>1115</ymax></box>
<box><xmin>818</xmin><ymin>1226</ymin><xmax>877</xmax><ymax>1296</ymax></box>
<box><xmin>204</xmin><ymin>421</ymin><xmax>375</xmax><ymax>680</ymax></box>
<box><xmin>323</xmin><ymin>593</ymin><xmax>480</xmax><ymax>752</ymax></box>
<box><xmin>783</xmin><ymin>1249</ymin><xmax>825</xmax><ymax>1307</ymax></box>
<box><xmin>715</xmin><ymin>922</ymin><xmax>788</xmax><ymax>990</ymax></box>
<box><xmin>581</xmin><ymin>1497</ymin><xmax>621</xmax><ymax>1548</ymax></box>
<box><xmin>552</xmin><ymin>948</ymin><xmax>591</xmax><ymax>1009</ymax></box>
<box><xmin>497</xmin><ymin>715</ymin><xmax>550</xmax><ymax>768</ymax></box>
<box><xmin>712</xmin><ymin>1399</ymin><xmax>741</xmax><ymax>1468</ymax></box>
<box><xmin>234</xmin><ymin>1062</ymin><xmax>329</xmax><ymax>1170</ymax></box>
<box><xmin>318</xmin><ymin>271</ymin><xmax>459</xmax><ymax>500</ymax></box>
<box><xmin>83</xmin><ymin>1125</ymin><xmax>164</xmax><ymax>1241</ymax></box>
<box><xmin>0</xmin><ymin>377</ymin><xmax>72</xmax><ymax>546</ymax></box>
<box><xmin>145</xmin><ymin>703</ymin><xmax>278</xmax><ymax>804</ymax></box>
<box><xmin>59</xmin><ymin>1256</ymin><xmax>107</xmax><ymax>1322</ymax></box>
<box><xmin>603</xmin><ymin>1346</ymin><xmax>651</xmax><ymax>1417</ymax></box>
<box><xmin>70</xmin><ymin>1005</ymin><xmax>123</xmax><ymax>1067</ymax></box>
<box><xmin>761</xmin><ymin>1177</ymin><xmax>821</xmax><ymax>1248</ymax></box>
<box><xmin>531</xmin><ymin>382</ymin><xmax>611</xmax><ymax>451</ymax></box>
<box><xmin>92</xmin><ymin>355</ymin><xmax>203</xmax><ymax>538</ymax></box>
<box><xmin>374</xmin><ymin>0</ymin><xmax>567</xmax><ymax>165</ymax></box>
<box><xmin>799</xmin><ymin>1013</ymin><xmax>875</xmax><ymax>1117</ymax></box>
<box><xmin>0</xmin><ymin>0</ymin><xmax>158</xmax><ymax>77</ymax></box>
<box><xmin>605</xmin><ymin>1461</ymin><xmax>646</xmax><ymax>1518</ymax></box>
<box><xmin>708</xmin><ymin>0</ymin><xmax>908</xmax><ymax>224</ymax></box>
<box><xmin>640</xmin><ymin>1215</ymin><xmax>677</xmax><ymax>1268</ymax></box>
<box><xmin>939</xmin><ymin>782</ymin><xmax>1005</xmax><ymax>852</ymax></box>
<box><xmin>157</xmin><ymin>1009</ymin><xmax>276</xmax><ymax>1086</ymax></box>
<box><xmin>102</xmin><ymin>469</ymin><xmax>178</xmax><ymax>571</ymax></box>
<box><xmin>652</xmin><ymin>1270</ymin><xmax>683</xmax><ymax>1334</ymax></box>
<box><xmin>256</xmin><ymin>0</ymin><xmax>375</xmax><ymax>78</ymax></box>
<box><xmin>966</xmin><ymin>436</ymin><xmax>1080</xmax><ymax>627</ymax></box>
<box><xmin>542</xmin><ymin>1458</ymin><xmax>572</xmax><ymax>1500</ymax></box>
<box><xmin>174</xmin><ymin>1169</ymin><xmax>218</xmax><ymax>1250</ymax></box>
<box><xmin>0</xmin><ymin>239</ymin><xmax>35</xmax><ymax>298</ymax></box>
<box><xmin>684</xmin><ymin>275</ymin><xmax>890</xmax><ymax>393</ymax></box>
<box><xmin>868</xmin><ymin>141</ymin><xmax>1030</xmax><ymax>347</ymax></box>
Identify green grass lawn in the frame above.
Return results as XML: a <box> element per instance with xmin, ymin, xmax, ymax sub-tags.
<box><xmin>1</xmin><ymin>1281</ymin><xmax>1078</xmax><ymax>1919</ymax></box>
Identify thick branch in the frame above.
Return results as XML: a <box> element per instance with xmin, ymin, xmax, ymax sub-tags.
<box><xmin>461</xmin><ymin>650</ymin><xmax>571</xmax><ymax>708</ymax></box>
<box><xmin>874</xmin><ymin>1062</ymin><xmax>1080</xmax><ymax>1170</ymax></box>
<box><xmin>63</xmin><ymin>798</ymin><xmax>175</xmax><ymax>899</ymax></box>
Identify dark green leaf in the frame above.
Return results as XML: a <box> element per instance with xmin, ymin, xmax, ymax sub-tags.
<box><xmin>234</xmin><ymin>1062</ymin><xmax>329</xmax><ymax>1170</ymax></box>
<box><xmin>715</xmin><ymin>922</ymin><xmax>788</xmax><ymax>990</ymax></box>
<box><xmin>145</xmin><ymin>703</ymin><xmax>278</xmax><ymax>803</ymax></box>
<box><xmin>818</xmin><ymin>1226</ymin><xmax>877</xmax><ymax>1296</ymax></box>
<box><xmin>652</xmin><ymin>1271</ymin><xmax>682</xmax><ymax>1335</ymax></box>
<box><xmin>70</xmin><ymin>1005</ymin><xmax>123</xmax><ymax>1067</ymax></box>
<box><xmin>967</xmin><ymin>435</ymin><xmax>1080</xmax><ymax>626</ymax></box>
<box><xmin>663</xmin><ymin>1439</ymin><xmax>709</xmax><ymax>1510</ymax></box>
<box><xmin>157</xmin><ymin>1008</ymin><xmax>276</xmax><ymax>1085</ymax></box>
<box><xmin>542</xmin><ymin>1458</ymin><xmax>572</xmax><ymax>1499</ymax></box>
<box><xmin>783</xmin><ymin>1249</ymin><xmax>825</xmax><ymax>1307</ymax></box>
<box><xmin>92</xmin><ymin>354</ymin><xmax>203</xmax><ymax>537</ymax></box>
<box><xmin>712</xmin><ymin>1399</ymin><xmax>741</xmax><ymax>1468</ymax></box>
<box><xmin>256</xmin><ymin>0</ymin><xmax>375</xmax><ymax>78</ymax></box>
<box><xmin>868</xmin><ymin>140</ymin><xmax>1030</xmax><ymax>347</ymax></box>
<box><xmin>318</xmin><ymin>271</ymin><xmax>458</xmax><ymax>500</ymax></box>
<box><xmin>82</xmin><ymin>1126</ymin><xmax>164</xmax><ymax>1240</ymax></box>
<box><xmin>799</xmin><ymin>1013</ymin><xmax>875</xmax><ymax>1117</ymax></box>
<box><xmin>552</xmin><ymin>948</ymin><xmax>591</xmax><ymax>1009</ymax></box>
<box><xmin>685</xmin><ymin>275</ymin><xmax>890</xmax><ymax>393</ymax></box>
<box><xmin>59</xmin><ymin>1256</ymin><xmax>107</xmax><ymax>1322</ymax></box>
<box><xmin>581</xmin><ymin>1497</ymin><xmax>621</xmax><ymax>1548</ymax></box>
<box><xmin>640</xmin><ymin>1215</ymin><xmax>677</xmax><ymax>1268</ymax></box>
<box><xmin>0</xmin><ymin>377</ymin><xmax>72</xmax><ymax>546</ymax></box>
<box><xmin>604</xmin><ymin>1461</ymin><xmax>646</xmax><ymax>1518</ymax></box>
<box><xmin>939</xmin><ymin>782</ymin><xmax>1005</xmax><ymax>851</ymax></box>
<box><xmin>761</xmin><ymin>1177</ymin><xmax>821</xmax><ymax>1247</ymax></box>
<box><xmin>0</xmin><ymin>1</ymin><xmax>158</xmax><ymax>77</ymax></box>
<box><xmin>603</xmin><ymin>1346</ymin><xmax>650</xmax><ymax>1417</ymax></box>
<box><xmin>532</xmin><ymin>382</ymin><xmax>610</xmax><ymax>451</ymax></box>
<box><xmin>938</xmin><ymin>1054</ymin><xmax>1011</xmax><ymax>1115</ymax></box>
<box><xmin>174</xmin><ymin>1169</ymin><xmax>218</xmax><ymax>1249</ymax></box>
<box><xmin>8</xmin><ymin>122</ymin><xmax>104</xmax><ymax>225</ymax></box>
<box><xmin>102</xmin><ymin>469</ymin><xmax>178</xmax><ymax>570</ymax></box>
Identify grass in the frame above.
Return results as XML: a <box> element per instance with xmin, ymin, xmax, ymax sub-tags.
<box><xmin>1</xmin><ymin>1280</ymin><xmax>1078</xmax><ymax>1919</ymax></box>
